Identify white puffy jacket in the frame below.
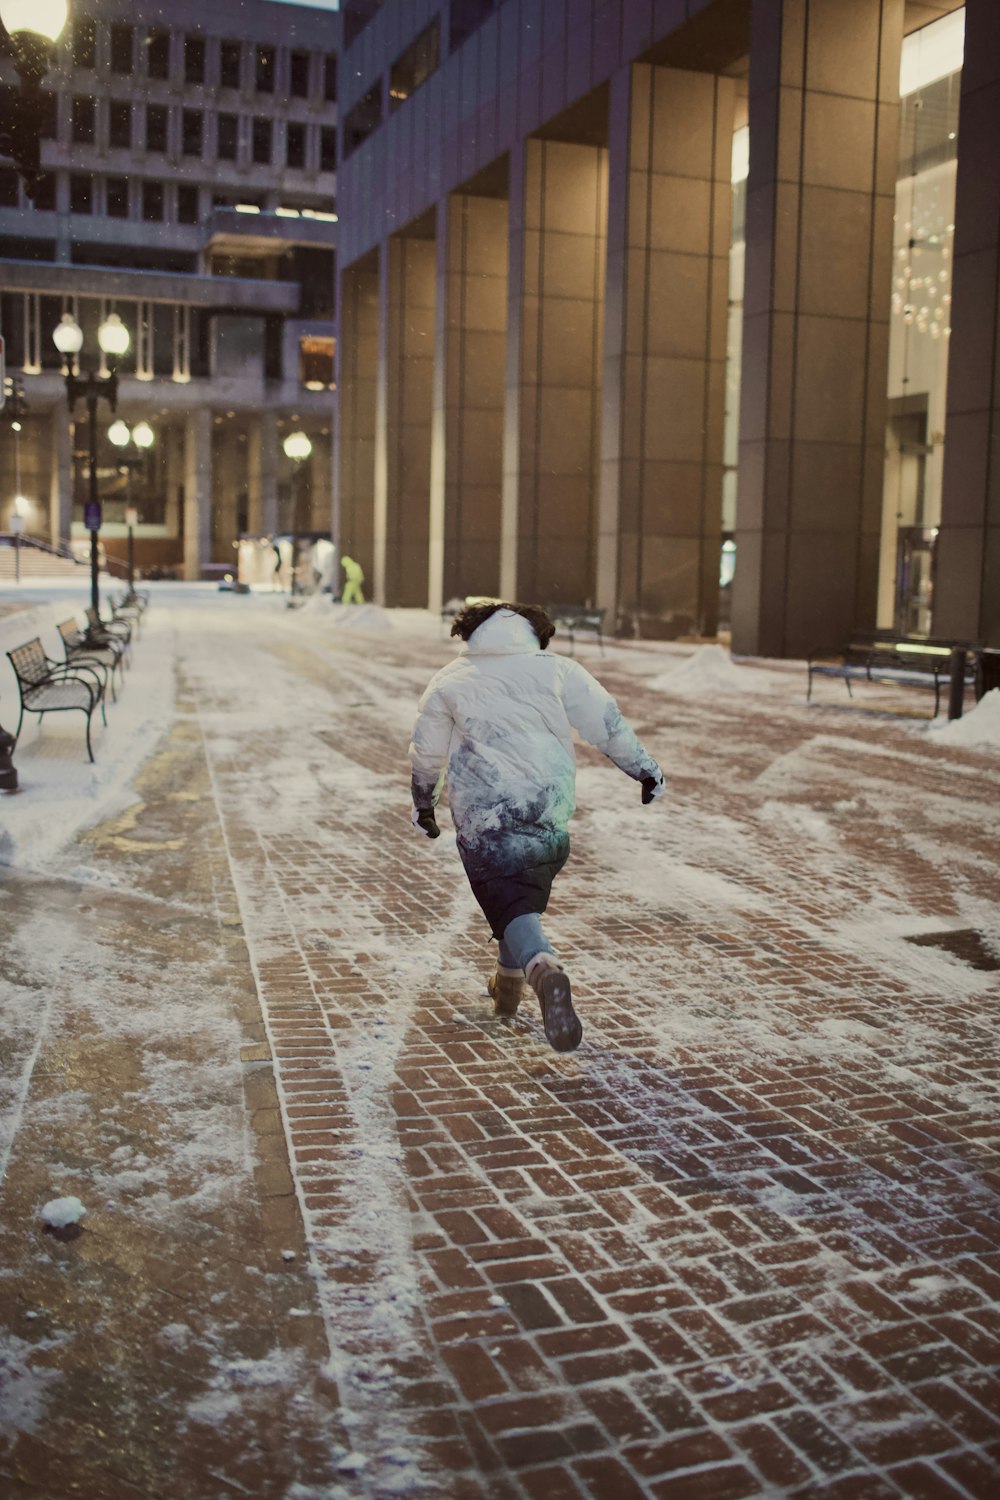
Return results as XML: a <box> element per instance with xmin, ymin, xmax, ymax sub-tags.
<box><xmin>409</xmin><ymin>609</ymin><xmax>663</xmax><ymax>935</ymax></box>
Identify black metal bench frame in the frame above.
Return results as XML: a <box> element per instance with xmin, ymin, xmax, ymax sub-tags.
<box><xmin>547</xmin><ymin>605</ymin><xmax>606</xmax><ymax>656</ymax></box>
<box><xmin>6</xmin><ymin>638</ymin><xmax>107</xmax><ymax>763</ymax></box>
<box><xmin>807</xmin><ymin>639</ymin><xmax>977</xmax><ymax>717</ymax></box>
<box><xmin>57</xmin><ymin>619</ymin><xmax>126</xmax><ymax>701</ymax></box>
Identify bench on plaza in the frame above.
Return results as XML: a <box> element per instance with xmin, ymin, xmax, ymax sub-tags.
<box><xmin>107</xmin><ymin>590</ymin><xmax>144</xmax><ymax>634</ymax></box>
<box><xmin>547</xmin><ymin>605</ymin><xmax>606</xmax><ymax>656</ymax></box>
<box><xmin>6</xmin><ymin>638</ymin><xmax>108</xmax><ymax>763</ymax></box>
<box><xmin>57</xmin><ymin>618</ymin><xmax>127</xmax><ymax>701</ymax></box>
<box><xmin>86</xmin><ymin>605</ymin><xmax>133</xmax><ymax>658</ymax></box>
<box><xmin>807</xmin><ymin>636</ymin><xmax>977</xmax><ymax>717</ymax></box>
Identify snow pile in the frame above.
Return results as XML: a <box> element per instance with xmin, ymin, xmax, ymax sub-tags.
<box><xmin>648</xmin><ymin>643</ymin><xmax>760</xmax><ymax>696</ymax></box>
<box><xmin>40</xmin><ymin>1195</ymin><xmax>86</xmax><ymax>1228</ymax></box>
<box><xmin>928</xmin><ymin>688</ymin><xmax>1000</xmax><ymax>749</ymax></box>
<box><xmin>296</xmin><ymin>597</ymin><xmax>393</xmax><ymax>631</ymax></box>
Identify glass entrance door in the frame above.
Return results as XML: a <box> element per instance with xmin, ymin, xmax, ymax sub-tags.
<box><xmin>895</xmin><ymin>527</ymin><xmax>937</xmax><ymax>638</ymax></box>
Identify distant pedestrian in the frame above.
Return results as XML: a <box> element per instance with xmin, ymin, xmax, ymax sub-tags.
<box><xmin>271</xmin><ymin>537</ymin><xmax>283</xmax><ymax>593</ymax></box>
<box><xmin>341</xmin><ymin>554</ymin><xmax>365</xmax><ymax>604</ymax></box>
<box><xmin>409</xmin><ymin>602</ymin><xmax>664</xmax><ymax>1052</ymax></box>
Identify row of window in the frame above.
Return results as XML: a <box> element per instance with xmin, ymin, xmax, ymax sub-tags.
<box><xmin>0</xmin><ymin>169</ymin><xmax>336</xmax><ymax>228</ymax></box>
<box><xmin>65</xmin><ymin>97</ymin><xmax>337</xmax><ymax>171</ymax></box>
<box><xmin>66</xmin><ymin>18</ymin><xmax>338</xmax><ymax>102</ymax></box>
<box><xmin>341</xmin><ymin>2</ymin><xmax>499</xmax><ymax>158</ymax></box>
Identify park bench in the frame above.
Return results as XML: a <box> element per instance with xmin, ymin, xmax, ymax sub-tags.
<box><xmin>807</xmin><ymin>637</ymin><xmax>976</xmax><ymax>717</ymax></box>
<box><xmin>57</xmin><ymin>619</ymin><xmax>126</xmax><ymax>700</ymax></box>
<box><xmin>6</xmin><ymin>638</ymin><xmax>107</xmax><ymax>763</ymax></box>
<box><xmin>86</xmin><ymin>605</ymin><xmax>132</xmax><ymax>656</ymax></box>
<box><xmin>107</xmin><ymin>591</ymin><xmax>143</xmax><ymax>633</ymax></box>
<box><xmin>547</xmin><ymin>605</ymin><xmax>606</xmax><ymax>656</ymax></box>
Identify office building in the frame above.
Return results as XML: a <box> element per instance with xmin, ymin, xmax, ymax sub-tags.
<box><xmin>0</xmin><ymin>0</ymin><xmax>339</xmax><ymax>578</ymax></box>
<box><xmin>333</xmin><ymin>0</ymin><xmax>997</xmax><ymax>656</ymax></box>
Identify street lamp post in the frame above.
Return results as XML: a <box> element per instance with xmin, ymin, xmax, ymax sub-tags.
<box><xmin>282</xmin><ymin>430</ymin><xmax>312</xmax><ymax>597</ymax></box>
<box><xmin>53</xmin><ymin>312</ymin><xmax>131</xmax><ymax>613</ymax></box>
<box><xmin>108</xmin><ymin>419</ymin><xmax>154</xmax><ymax>591</ymax></box>
<box><xmin>0</xmin><ymin>2</ymin><xmax>68</xmax><ymax>200</ymax></box>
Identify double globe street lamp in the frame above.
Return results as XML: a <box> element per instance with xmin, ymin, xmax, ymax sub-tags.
<box><xmin>108</xmin><ymin>419</ymin><xmax>155</xmax><ymax>591</ymax></box>
<box><xmin>0</xmin><ymin>1</ymin><xmax>68</xmax><ymax>199</ymax></box>
<box><xmin>52</xmin><ymin>311</ymin><xmax>131</xmax><ymax>612</ymax></box>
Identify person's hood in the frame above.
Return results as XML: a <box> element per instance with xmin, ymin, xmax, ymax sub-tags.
<box><xmin>466</xmin><ymin>610</ymin><xmax>541</xmax><ymax>656</ymax></box>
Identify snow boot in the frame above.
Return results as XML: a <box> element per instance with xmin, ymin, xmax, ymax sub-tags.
<box><xmin>525</xmin><ymin>954</ymin><xmax>582</xmax><ymax>1053</ymax></box>
<box><xmin>488</xmin><ymin>964</ymin><xmax>525</xmax><ymax>1017</ymax></box>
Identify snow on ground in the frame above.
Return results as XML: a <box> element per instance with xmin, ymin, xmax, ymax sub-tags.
<box><xmin>0</xmin><ymin>580</ymin><xmax>176</xmax><ymax>870</ymax></box>
<box><xmin>927</xmin><ymin>685</ymin><xmax>1000</xmax><ymax>749</ymax></box>
<box><xmin>3</xmin><ymin>580</ymin><xmax>1000</xmax><ymax>1490</ymax></box>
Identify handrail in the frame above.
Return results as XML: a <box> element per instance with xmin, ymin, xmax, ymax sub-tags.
<box><xmin>0</xmin><ymin>532</ymin><xmax>127</xmax><ymax>577</ymax></box>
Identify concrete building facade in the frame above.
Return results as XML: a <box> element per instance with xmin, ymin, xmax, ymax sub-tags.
<box><xmin>334</xmin><ymin>0</ymin><xmax>997</xmax><ymax>656</ymax></box>
<box><xmin>0</xmin><ymin>0</ymin><xmax>339</xmax><ymax>579</ymax></box>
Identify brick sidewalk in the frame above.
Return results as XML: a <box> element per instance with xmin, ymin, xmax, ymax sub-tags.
<box><xmin>193</xmin><ymin>615</ymin><xmax>1000</xmax><ymax>1498</ymax></box>
<box><xmin>3</xmin><ymin>604</ymin><xmax>999</xmax><ymax>1499</ymax></box>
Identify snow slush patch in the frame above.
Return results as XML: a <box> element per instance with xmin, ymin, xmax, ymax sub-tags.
<box><xmin>0</xmin><ymin>1332</ymin><xmax>65</xmax><ymax>1438</ymax></box>
<box><xmin>296</xmin><ymin>599</ymin><xmax>394</xmax><ymax>632</ymax></box>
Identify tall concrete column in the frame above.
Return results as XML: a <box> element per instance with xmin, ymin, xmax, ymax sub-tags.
<box><xmin>732</xmin><ymin>0</ymin><xmax>903</xmax><ymax>658</ymax></box>
<box><xmin>336</xmin><ymin>254</ymin><xmax>379</xmax><ymax>584</ymax></box>
<box><xmin>503</xmin><ymin>137</ymin><xmax>608</xmax><ymax>606</ymax></box>
<box><xmin>375</xmin><ymin>230</ymin><xmax>436</xmax><ymax>606</ymax></box>
<box><xmin>601</xmin><ymin>63</ymin><xmax>735</xmax><ymax>638</ymax></box>
<box><xmin>247</xmin><ymin>411</ymin><xmax>278</xmax><ymax>535</ymax></box>
<box><xmin>310</xmin><ymin>432</ymin><xmax>333</xmax><ymax>532</ymax></box>
<box><xmin>183</xmin><ymin>408</ymin><xmax>212</xmax><ymax>581</ymax></box>
<box><xmin>430</xmin><ymin>191</ymin><xmax>508</xmax><ymax>611</ymax></box>
<box><xmin>935</xmin><ymin>0</ymin><xmax>1000</xmax><ymax>645</ymax></box>
<box><xmin>49</xmin><ymin>407</ymin><xmax>72</xmax><ymax>545</ymax></box>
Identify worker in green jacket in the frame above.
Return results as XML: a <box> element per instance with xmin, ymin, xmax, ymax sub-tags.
<box><xmin>340</xmin><ymin>554</ymin><xmax>365</xmax><ymax>604</ymax></box>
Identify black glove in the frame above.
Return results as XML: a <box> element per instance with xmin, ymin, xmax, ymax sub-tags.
<box><xmin>641</xmin><ymin>774</ymin><xmax>665</xmax><ymax>805</ymax></box>
<box><xmin>411</xmin><ymin>807</ymin><xmax>440</xmax><ymax>838</ymax></box>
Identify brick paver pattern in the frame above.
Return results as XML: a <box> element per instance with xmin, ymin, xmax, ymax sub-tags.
<box><xmin>184</xmin><ymin>611</ymin><xmax>1000</xmax><ymax>1499</ymax></box>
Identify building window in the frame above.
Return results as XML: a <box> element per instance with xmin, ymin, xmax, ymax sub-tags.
<box><xmin>109</xmin><ymin>101</ymin><xmax>132</xmax><ymax>150</ymax></box>
<box><xmin>146</xmin><ymin>29</ymin><xmax>170</xmax><ymax>80</ymax></box>
<box><xmin>142</xmin><ymin>182</ymin><xmax>164</xmax><ymax>222</ymax></box>
<box><xmin>71</xmin><ymin>96</ymin><xmax>95</xmax><ymax>143</ymax></box>
<box><xmin>390</xmin><ymin>20</ymin><xmax>440</xmax><ymax>111</ymax></box>
<box><xmin>299</xmin><ymin>335</ymin><xmax>335</xmax><ymax>390</ymax></box>
<box><xmin>111</xmin><ymin>23</ymin><xmax>133</xmax><ymax>74</ymax></box>
<box><xmin>286</xmin><ymin>122</ymin><xmax>306</xmax><ymax>170</ymax></box>
<box><xmin>70</xmin><ymin>175</ymin><xmax>93</xmax><ymax>214</ymax></box>
<box><xmin>0</xmin><ymin>169</ymin><xmax>19</xmax><ymax>208</ymax></box>
<box><xmin>252</xmin><ymin>118</ymin><xmax>272</xmax><ymax>165</ymax></box>
<box><xmin>39</xmin><ymin>93</ymin><xmax>58</xmax><ymax>140</ymax></box>
<box><xmin>256</xmin><ymin>46</ymin><xmax>276</xmax><ymax>94</ymax></box>
<box><xmin>324</xmin><ymin>53</ymin><xmax>338</xmax><ymax>102</ymax></box>
<box><xmin>217</xmin><ymin>113</ymin><xmax>238</xmax><ymax>161</ymax></box>
<box><xmin>343</xmin><ymin>86</ymin><xmax>382</xmax><ymax>158</ymax></box>
<box><xmin>107</xmin><ymin>177</ymin><xmax>129</xmax><ymax>217</ymax></box>
<box><xmin>33</xmin><ymin>174</ymin><xmax>56</xmax><ymax>211</ymax></box>
<box><xmin>177</xmin><ymin>184</ymin><xmax>199</xmax><ymax>224</ymax></box>
<box><xmin>184</xmin><ymin>36</ymin><xmax>205</xmax><ymax>85</ymax></box>
<box><xmin>320</xmin><ymin>127</ymin><xmax>337</xmax><ymax>172</ymax></box>
<box><xmin>182</xmin><ymin>109</ymin><xmax>203</xmax><ymax>156</ymax></box>
<box><xmin>290</xmin><ymin>50</ymin><xmax>310</xmax><ymax>99</ymax></box>
<box><xmin>72</xmin><ymin>17</ymin><xmax>96</xmax><ymax>71</ymax></box>
<box><xmin>450</xmin><ymin>0</ymin><xmax>497</xmax><ymax>52</ymax></box>
<box><xmin>146</xmin><ymin>104</ymin><xmax>168</xmax><ymax>153</ymax></box>
<box><xmin>220</xmin><ymin>39</ymin><xmax>241</xmax><ymax>89</ymax></box>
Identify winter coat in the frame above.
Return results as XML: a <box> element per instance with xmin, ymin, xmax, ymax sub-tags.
<box><xmin>409</xmin><ymin>609</ymin><xmax>663</xmax><ymax>937</ymax></box>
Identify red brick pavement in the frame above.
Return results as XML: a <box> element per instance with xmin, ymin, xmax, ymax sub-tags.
<box><xmin>192</xmin><ymin>616</ymin><xmax>1000</xmax><ymax>1497</ymax></box>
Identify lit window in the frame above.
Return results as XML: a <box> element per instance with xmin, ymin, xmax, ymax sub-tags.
<box><xmin>299</xmin><ymin>336</ymin><xmax>335</xmax><ymax>390</ymax></box>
